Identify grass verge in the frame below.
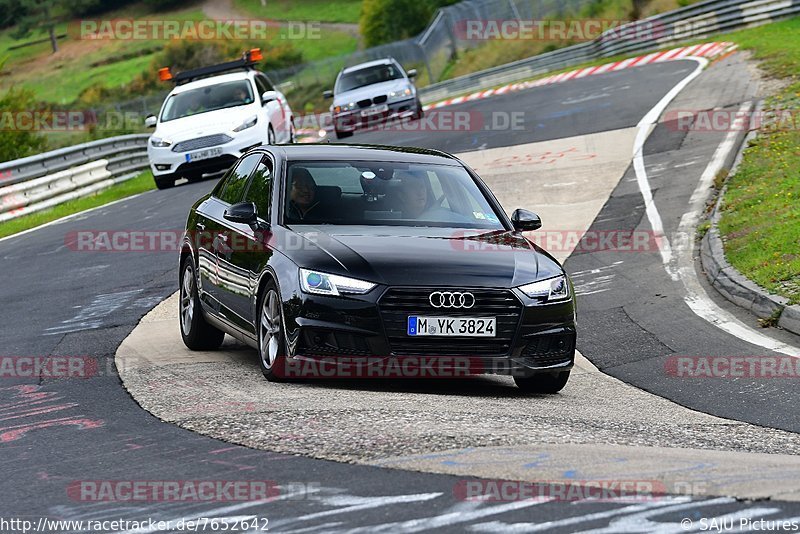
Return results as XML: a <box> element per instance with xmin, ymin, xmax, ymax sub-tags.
<box><xmin>0</xmin><ymin>170</ymin><xmax>155</xmax><ymax>239</ymax></box>
<box><xmin>716</xmin><ymin>17</ymin><xmax>800</xmax><ymax>305</ymax></box>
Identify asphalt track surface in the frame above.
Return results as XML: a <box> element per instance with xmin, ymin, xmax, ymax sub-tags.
<box><xmin>2</xmin><ymin>58</ymin><xmax>799</xmax><ymax>530</ymax></box>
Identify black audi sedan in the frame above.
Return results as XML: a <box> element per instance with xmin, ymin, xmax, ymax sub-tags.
<box><xmin>179</xmin><ymin>144</ymin><xmax>576</xmax><ymax>393</ymax></box>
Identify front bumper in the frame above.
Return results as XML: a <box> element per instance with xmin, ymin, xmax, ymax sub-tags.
<box><xmin>147</xmin><ymin>127</ymin><xmax>264</xmax><ymax>179</ymax></box>
<box><xmin>332</xmin><ymin>97</ymin><xmax>420</xmax><ymax>133</ymax></box>
<box><xmin>281</xmin><ymin>286</ymin><xmax>576</xmax><ymax>378</ymax></box>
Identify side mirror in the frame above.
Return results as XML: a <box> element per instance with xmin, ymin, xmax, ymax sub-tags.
<box><xmin>322</xmin><ymin>90</ymin><xmax>333</xmax><ymax>99</ymax></box>
<box><xmin>261</xmin><ymin>91</ymin><xmax>279</xmax><ymax>105</ymax></box>
<box><xmin>406</xmin><ymin>69</ymin><xmax>417</xmax><ymax>79</ymax></box>
<box><xmin>144</xmin><ymin>114</ymin><xmax>157</xmax><ymax>128</ymax></box>
<box><xmin>511</xmin><ymin>208</ymin><xmax>541</xmax><ymax>232</ymax></box>
<box><xmin>224</xmin><ymin>201</ymin><xmax>260</xmax><ymax>228</ymax></box>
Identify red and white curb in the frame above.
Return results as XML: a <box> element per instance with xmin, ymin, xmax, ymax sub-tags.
<box><xmin>423</xmin><ymin>41</ymin><xmax>738</xmax><ymax>111</ymax></box>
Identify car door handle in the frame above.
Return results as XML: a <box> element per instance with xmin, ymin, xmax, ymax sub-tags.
<box><xmin>196</xmin><ymin>222</ymin><xmax>205</xmax><ymax>231</ymax></box>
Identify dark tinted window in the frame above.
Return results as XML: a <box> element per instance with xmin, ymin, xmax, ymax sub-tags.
<box><xmin>244</xmin><ymin>157</ymin><xmax>273</xmax><ymax>219</ymax></box>
<box><xmin>218</xmin><ymin>154</ymin><xmax>261</xmax><ymax>204</ymax></box>
<box><xmin>255</xmin><ymin>75</ymin><xmax>274</xmax><ymax>95</ymax></box>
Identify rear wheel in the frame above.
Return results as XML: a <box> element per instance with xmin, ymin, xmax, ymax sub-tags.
<box><xmin>257</xmin><ymin>281</ymin><xmax>288</xmax><ymax>382</ymax></box>
<box><xmin>514</xmin><ymin>371</ymin><xmax>570</xmax><ymax>394</ymax></box>
<box><xmin>179</xmin><ymin>256</ymin><xmax>225</xmax><ymax>350</ymax></box>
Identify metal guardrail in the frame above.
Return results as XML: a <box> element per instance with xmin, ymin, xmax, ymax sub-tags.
<box><xmin>0</xmin><ymin>135</ymin><xmax>149</xmax><ymax>223</ymax></box>
<box><xmin>420</xmin><ymin>0</ymin><xmax>800</xmax><ymax>102</ymax></box>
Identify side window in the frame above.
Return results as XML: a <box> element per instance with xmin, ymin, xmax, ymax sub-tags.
<box><xmin>257</xmin><ymin>74</ymin><xmax>275</xmax><ymax>92</ymax></box>
<box><xmin>254</xmin><ymin>76</ymin><xmax>267</xmax><ymax>100</ymax></box>
<box><xmin>244</xmin><ymin>157</ymin><xmax>274</xmax><ymax>219</ymax></box>
<box><xmin>218</xmin><ymin>154</ymin><xmax>261</xmax><ymax>204</ymax></box>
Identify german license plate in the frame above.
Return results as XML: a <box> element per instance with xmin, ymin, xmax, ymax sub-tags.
<box><xmin>186</xmin><ymin>147</ymin><xmax>223</xmax><ymax>162</ymax></box>
<box><xmin>407</xmin><ymin>316</ymin><xmax>496</xmax><ymax>337</ymax></box>
<box><xmin>361</xmin><ymin>104</ymin><xmax>389</xmax><ymax>117</ymax></box>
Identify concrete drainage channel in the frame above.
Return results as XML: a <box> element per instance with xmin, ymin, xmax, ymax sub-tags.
<box><xmin>116</xmin><ymin>130</ymin><xmax>800</xmax><ymax>503</ymax></box>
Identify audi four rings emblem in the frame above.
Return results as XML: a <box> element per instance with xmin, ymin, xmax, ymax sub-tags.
<box><xmin>429</xmin><ymin>291</ymin><xmax>475</xmax><ymax>308</ymax></box>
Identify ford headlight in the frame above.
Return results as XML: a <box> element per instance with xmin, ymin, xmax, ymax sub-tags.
<box><xmin>233</xmin><ymin>115</ymin><xmax>258</xmax><ymax>132</ymax></box>
<box><xmin>519</xmin><ymin>275</ymin><xmax>570</xmax><ymax>302</ymax></box>
<box><xmin>300</xmin><ymin>268</ymin><xmax>376</xmax><ymax>296</ymax></box>
<box><xmin>388</xmin><ymin>87</ymin><xmax>413</xmax><ymax>102</ymax></box>
<box><xmin>150</xmin><ymin>137</ymin><xmax>171</xmax><ymax>147</ymax></box>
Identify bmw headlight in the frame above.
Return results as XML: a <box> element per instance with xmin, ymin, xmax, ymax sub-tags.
<box><xmin>519</xmin><ymin>275</ymin><xmax>570</xmax><ymax>302</ymax></box>
<box><xmin>299</xmin><ymin>268</ymin><xmax>376</xmax><ymax>296</ymax></box>
<box><xmin>388</xmin><ymin>87</ymin><xmax>413</xmax><ymax>102</ymax></box>
<box><xmin>334</xmin><ymin>102</ymin><xmax>357</xmax><ymax>114</ymax></box>
<box><xmin>233</xmin><ymin>115</ymin><xmax>258</xmax><ymax>132</ymax></box>
<box><xmin>150</xmin><ymin>137</ymin><xmax>171</xmax><ymax>147</ymax></box>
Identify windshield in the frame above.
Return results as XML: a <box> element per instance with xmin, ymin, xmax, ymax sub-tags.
<box><xmin>336</xmin><ymin>64</ymin><xmax>404</xmax><ymax>93</ymax></box>
<box><xmin>283</xmin><ymin>160</ymin><xmax>505</xmax><ymax>229</ymax></box>
<box><xmin>160</xmin><ymin>80</ymin><xmax>254</xmax><ymax>122</ymax></box>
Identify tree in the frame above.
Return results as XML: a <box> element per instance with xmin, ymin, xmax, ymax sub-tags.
<box><xmin>13</xmin><ymin>0</ymin><xmax>100</xmax><ymax>54</ymax></box>
<box><xmin>360</xmin><ymin>0</ymin><xmax>459</xmax><ymax>47</ymax></box>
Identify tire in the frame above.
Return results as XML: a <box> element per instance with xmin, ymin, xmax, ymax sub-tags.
<box><xmin>289</xmin><ymin>122</ymin><xmax>296</xmax><ymax>143</ymax></box>
<box><xmin>155</xmin><ymin>175</ymin><xmax>176</xmax><ymax>190</ymax></box>
<box><xmin>179</xmin><ymin>256</ymin><xmax>225</xmax><ymax>351</ymax></box>
<box><xmin>257</xmin><ymin>281</ymin><xmax>288</xmax><ymax>382</ymax></box>
<box><xmin>514</xmin><ymin>371</ymin><xmax>570</xmax><ymax>394</ymax></box>
<box><xmin>267</xmin><ymin>126</ymin><xmax>276</xmax><ymax>145</ymax></box>
<box><xmin>334</xmin><ymin>129</ymin><xmax>353</xmax><ymax>140</ymax></box>
<box><xmin>414</xmin><ymin>100</ymin><xmax>424</xmax><ymax>120</ymax></box>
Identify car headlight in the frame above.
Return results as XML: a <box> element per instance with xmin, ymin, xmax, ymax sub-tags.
<box><xmin>299</xmin><ymin>268</ymin><xmax>376</xmax><ymax>296</ymax></box>
<box><xmin>388</xmin><ymin>87</ymin><xmax>413</xmax><ymax>101</ymax></box>
<box><xmin>333</xmin><ymin>102</ymin><xmax>357</xmax><ymax>114</ymax></box>
<box><xmin>519</xmin><ymin>275</ymin><xmax>570</xmax><ymax>302</ymax></box>
<box><xmin>233</xmin><ymin>115</ymin><xmax>258</xmax><ymax>132</ymax></box>
<box><xmin>150</xmin><ymin>137</ymin><xmax>171</xmax><ymax>147</ymax></box>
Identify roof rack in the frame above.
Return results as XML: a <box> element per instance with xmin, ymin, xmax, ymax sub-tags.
<box><xmin>165</xmin><ymin>49</ymin><xmax>263</xmax><ymax>85</ymax></box>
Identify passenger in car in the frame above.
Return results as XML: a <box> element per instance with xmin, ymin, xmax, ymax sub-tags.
<box><xmin>396</xmin><ymin>171</ymin><xmax>472</xmax><ymax>223</ymax></box>
<box><xmin>396</xmin><ymin>173</ymin><xmax>430</xmax><ymax>218</ymax></box>
<box><xmin>286</xmin><ymin>167</ymin><xmax>339</xmax><ymax>222</ymax></box>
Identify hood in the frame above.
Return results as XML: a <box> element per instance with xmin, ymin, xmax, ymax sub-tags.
<box><xmin>154</xmin><ymin>106</ymin><xmax>257</xmax><ymax>141</ymax></box>
<box><xmin>333</xmin><ymin>79</ymin><xmax>412</xmax><ymax>108</ymax></box>
<box><xmin>284</xmin><ymin>226</ymin><xmax>564</xmax><ymax>288</ymax></box>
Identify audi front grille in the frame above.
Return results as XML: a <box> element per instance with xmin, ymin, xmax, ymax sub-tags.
<box><xmin>378</xmin><ymin>288</ymin><xmax>522</xmax><ymax>357</ymax></box>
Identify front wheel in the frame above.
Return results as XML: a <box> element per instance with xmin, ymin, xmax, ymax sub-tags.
<box><xmin>155</xmin><ymin>174</ymin><xmax>176</xmax><ymax>190</ymax></box>
<box><xmin>179</xmin><ymin>256</ymin><xmax>225</xmax><ymax>350</ymax></box>
<box><xmin>257</xmin><ymin>282</ymin><xmax>288</xmax><ymax>382</ymax></box>
<box><xmin>514</xmin><ymin>371</ymin><xmax>570</xmax><ymax>394</ymax></box>
<box><xmin>267</xmin><ymin>126</ymin><xmax>276</xmax><ymax>145</ymax></box>
<box><xmin>334</xmin><ymin>129</ymin><xmax>353</xmax><ymax>140</ymax></box>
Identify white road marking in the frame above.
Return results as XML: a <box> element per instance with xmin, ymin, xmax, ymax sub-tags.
<box><xmin>671</xmin><ymin>101</ymin><xmax>800</xmax><ymax>357</ymax></box>
<box><xmin>632</xmin><ymin>57</ymin><xmax>708</xmax><ymax>269</ymax></box>
<box><xmin>631</xmin><ymin>58</ymin><xmax>800</xmax><ymax>357</ymax></box>
<box><xmin>468</xmin><ymin>498</ymin><xmax>692</xmax><ymax>532</ymax></box>
<box><xmin>45</xmin><ymin>289</ymin><xmax>144</xmax><ymax>335</ymax></box>
<box><xmin>340</xmin><ymin>498</ymin><xmax>554</xmax><ymax>533</ymax></box>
